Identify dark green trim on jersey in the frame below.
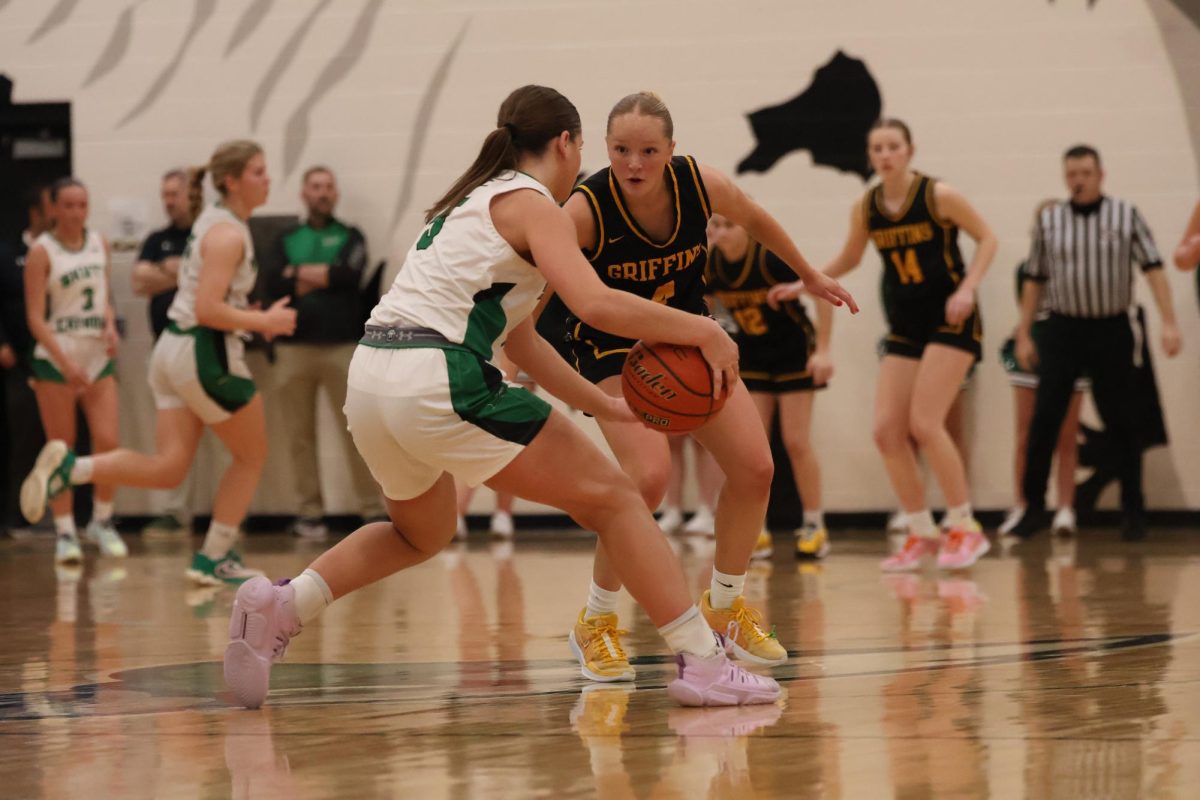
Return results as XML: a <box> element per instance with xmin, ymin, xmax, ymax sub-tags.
<box><xmin>167</xmin><ymin>322</ymin><xmax>257</xmax><ymax>412</ymax></box>
<box><xmin>444</xmin><ymin>349</ymin><xmax>550</xmax><ymax>445</ymax></box>
<box><xmin>31</xmin><ymin>355</ymin><xmax>115</xmax><ymax>383</ymax></box>
<box><xmin>462</xmin><ymin>283</ymin><xmax>516</xmax><ymax>362</ymax></box>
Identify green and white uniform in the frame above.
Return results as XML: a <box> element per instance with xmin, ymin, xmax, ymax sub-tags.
<box><xmin>346</xmin><ymin>171</ymin><xmax>553</xmax><ymax>500</ymax></box>
<box><xmin>148</xmin><ymin>203</ymin><xmax>257</xmax><ymax>424</ymax></box>
<box><xmin>31</xmin><ymin>230</ymin><xmax>114</xmax><ymax>383</ymax></box>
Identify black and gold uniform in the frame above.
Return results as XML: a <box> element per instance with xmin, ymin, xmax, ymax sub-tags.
<box><xmin>706</xmin><ymin>240</ymin><xmax>822</xmax><ymax>393</ymax></box>
<box><xmin>562</xmin><ymin>155</ymin><xmax>712</xmax><ymax>383</ymax></box>
<box><xmin>866</xmin><ymin>172</ymin><xmax>982</xmax><ymax>359</ymax></box>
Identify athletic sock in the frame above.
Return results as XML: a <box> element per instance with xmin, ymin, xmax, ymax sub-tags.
<box><xmin>709</xmin><ymin>569</ymin><xmax>745</xmax><ymax>609</ymax></box>
<box><xmin>909</xmin><ymin>509</ymin><xmax>939</xmax><ymax>540</ymax></box>
<box><xmin>70</xmin><ymin>456</ymin><xmax>94</xmax><ymax>484</ymax></box>
<box><xmin>54</xmin><ymin>514</ymin><xmax>77</xmax><ymax>540</ymax></box>
<box><xmin>92</xmin><ymin>500</ymin><xmax>114</xmax><ymax>525</ymax></box>
<box><xmin>585</xmin><ymin>580</ymin><xmax>620</xmax><ymax>618</ymax></box>
<box><xmin>291</xmin><ymin>568</ymin><xmax>333</xmax><ymax>626</ymax></box>
<box><xmin>802</xmin><ymin>510</ymin><xmax>825</xmax><ymax>529</ymax></box>
<box><xmin>200</xmin><ymin>520</ymin><xmax>239</xmax><ymax>559</ymax></box>
<box><xmin>944</xmin><ymin>503</ymin><xmax>974</xmax><ymax>528</ymax></box>
<box><xmin>658</xmin><ymin>605</ymin><xmax>721</xmax><ymax>658</ymax></box>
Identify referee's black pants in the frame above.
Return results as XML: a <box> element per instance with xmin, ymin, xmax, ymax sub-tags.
<box><xmin>1022</xmin><ymin>313</ymin><xmax>1143</xmax><ymax>514</ymax></box>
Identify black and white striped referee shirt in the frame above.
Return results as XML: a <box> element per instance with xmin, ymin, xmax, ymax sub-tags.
<box><xmin>1023</xmin><ymin>196</ymin><xmax>1162</xmax><ymax>318</ymax></box>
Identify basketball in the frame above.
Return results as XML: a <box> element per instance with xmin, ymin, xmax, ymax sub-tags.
<box><xmin>621</xmin><ymin>341</ymin><xmax>726</xmax><ymax>433</ymax></box>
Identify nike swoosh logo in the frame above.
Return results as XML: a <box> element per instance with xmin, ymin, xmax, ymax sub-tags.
<box><xmin>716</xmin><ymin>581</ymin><xmax>733</xmax><ymax>588</ymax></box>
<box><xmin>607</xmin><ymin>236</ymin><xmax>624</xmax><ymax>244</ymax></box>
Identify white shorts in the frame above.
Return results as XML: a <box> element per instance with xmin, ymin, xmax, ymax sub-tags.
<box><xmin>32</xmin><ymin>335</ymin><xmax>114</xmax><ymax>383</ymax></box>
<box><xmin>148</xmin><ymin>325</ymin><xmax>257</xmax><ymax>425</ymax></box>
<box><xmin>345</xmin><ymin>345</ymin><xmax>551</xmax><ymax>501</ymax></box>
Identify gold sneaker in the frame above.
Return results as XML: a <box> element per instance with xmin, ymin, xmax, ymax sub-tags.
<box><xmin>795</xmin><ymin>525</ymin><xmax>831</xmax><ymax>560</ymax></box>
<box><xmin>751</xmin><ymin>529</ymin><xmax>773</xmax><ymax>560</ymax></box>
<box><xmin>700</xmin><ymin>591</ymin><xmax>787</xmax><ymax>665</ymax></box>
<box><xmin>569</xmin><ymin>609</ymin><xmax>636</xmax><ymax>682</ymax></box>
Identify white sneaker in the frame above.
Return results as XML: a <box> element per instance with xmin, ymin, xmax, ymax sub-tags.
<box><xmin>886</xmin><ymin>510</ymin><xmax>908</xmax><ymax>533</ymax></box>
<box><xmin>290</xmin><ymin>517</ymin><xmax>329</xmax><ymax>542</ymax></box>
<box><xmin>489</xmin><ymin>510</ymin><xmax>514</xmax><ymax>538</ymax></box>
<box><xmin>657</xmin><ymin>506</ymin><xmax>684</xmax><ymax>533</ymax></box>
<box><xmin>455</xmin><ymin>514</ymin><xmax>467</xmax><ymax>540</ymax></box>
<box><xmin>1051</xmin><ymin>507</ymin><xmax>1077</xmax><ymax>536</ymax></box>
<box><xmin>998</xmin><ymin>506</ymin><xmax>1026</xmax><ymax>536</ymax></box>
<box><xmin>55</xmin><ymin>535</ymin><xmax>82</xmax><ymax>565</ymax></box>
<box><xmin>85</xmin><ymin>520</ymin><xmax>129</xmax><ymax>558</ymax></box>
<box><xmin>682</xmin><ymin>507</ymin><xmax>715</xmax><ymax>536</ymax></box>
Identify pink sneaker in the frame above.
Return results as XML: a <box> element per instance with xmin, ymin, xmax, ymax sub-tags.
<box><xmin>938</xmin><ymin>523</ymin><xmax>990</xmax><ymax>570</ymax></box>
<box><xmin>666</xmin><ymin>651</ymin><xmax>782</xmax><ymax>707</ymax></box>
<box><xmin>880</xmin><ymin>534</ymin><xmax>941</xmax><ymax>572</ymax></box>
<box><xmin>224</xmin><ymin>576</ymin><xmax>302</xmax><ymax>709</ymax></box>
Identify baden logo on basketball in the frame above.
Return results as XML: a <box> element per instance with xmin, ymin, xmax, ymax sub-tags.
<box><xmin>629</xmin><ymin>360</ymin><xmax>679</xmax><ymax>401</ymax></box>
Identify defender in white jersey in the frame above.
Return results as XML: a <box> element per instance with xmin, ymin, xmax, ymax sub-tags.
<box><xmin>214</xmin><ymin>85</ymin><xmax>782</xmax><ymax>712</ymax></box>
<box><xmin>22</xmin><ymin>142</ymin><xmax>295</xmax><ymax>587</ymax></box>
<box><xmin>23</xmin><ymin>178</ymin><xmax>127</xmax><ymax>563</ymax></box>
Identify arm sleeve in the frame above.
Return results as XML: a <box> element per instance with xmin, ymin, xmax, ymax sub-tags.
<box><xmin>327</xmin><ymin>227</ymin><xmax>368</xmax><ymax>290</ymax></box>
<box><xmin>1131</xmin><ymin>206</ymin><xmax>1164</xmax><ymax>272</ymax></box>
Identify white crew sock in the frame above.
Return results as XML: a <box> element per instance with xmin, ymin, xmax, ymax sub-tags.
<box><xmin>54</xmin><ymin>514</ymin><xmax>77</xmax><ymax>540</ymax></box>
<box><xmin>658</xmin><ymin>605</ymin><xmax>721</xmax><ymax>658</ymax></box>
<box><xmin>200</xmin><ymin>520</ymin><xmax>239</xmax><ymax>559</ymax></box>
<box><xmin>92</xmin><ymin>500</ymin><xmax>114</xmax><ymax>524</ymax></box>
<box><xmin>585</xmin><ymin>580</ymin><xmax>620</xmax><ymax>619</ymax></box>
<box><xmin>802</xmin><ymin>509</ymin><xmax>825</xmax><ymax>529</ymax></box>
<box><xmin>709</xmin><ymin>568</ymin><xmax>745</xmax><ymax>609</ymax></box>
<box><xmin>70</xmin><ymin>456</ymin><xmax>94</xmax><ymax>484</ymax></box>
<box><xmin>909</xmin><ymin>509</ymin><xmax>938</xmax><ymax>540</ymax></box>
<box><xmin>944</xmin><ymin>503</ymin><xmax>974</xmax><ymax>528</ymax></box>
<box><xmin>291</xmin><ymin>569</ymin><xmax>333</xmax><ymax>626</ymax></box>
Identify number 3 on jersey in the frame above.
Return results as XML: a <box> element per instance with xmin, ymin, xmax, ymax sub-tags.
<box><xmin>651</xmin><ymin>281</ymin><xmax>676</xmax><ymax>304</ymax></box>
<box><xmin>889</xmin><ymin>248</ymin><xmax>925</xmax><ymax>285</ymax></box>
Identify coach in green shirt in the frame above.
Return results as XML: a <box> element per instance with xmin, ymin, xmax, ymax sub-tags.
<box><xmin>267</xmin><ymin>165</ymin><xmax>383</xmax><ymax>540</ymax></box>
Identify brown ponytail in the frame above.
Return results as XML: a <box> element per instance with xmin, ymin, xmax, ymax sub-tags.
<box><xmin>187</xmin><ymin>139</ymin><xmax>264</xmax><ymax>219</ymax></box>
<box><xmin>424</xmin><ymin>85</ymin><xmax>580</xmax><ymax>223</ymax></box>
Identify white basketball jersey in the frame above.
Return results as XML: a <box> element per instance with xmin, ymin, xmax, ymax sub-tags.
<box><xmin>36</xmin><ymin>230</ymin><xmax>108</xmax><ymax>337</ymax></box>
<box><xmin>369</xmin><ymin>171</ymin><xmax>552</xmax><ymax>361</ymax></box>
<box><xmin>169</xmin><ymin>203</ymin><xmax>257</xmax><ymax>330</ymax></box>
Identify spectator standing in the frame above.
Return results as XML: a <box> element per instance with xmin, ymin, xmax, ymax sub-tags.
<box><xmin>265</xmin><ymin>166</ymin><xmax>383</xmax><ymax>540</ymax></box>
<box><xmin>1011</xmin><ymin>145</ymin><xmax>1181</xmax><ymax>540</ymax></box>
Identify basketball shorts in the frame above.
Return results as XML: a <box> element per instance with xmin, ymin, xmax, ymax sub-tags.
<box><xmin>1000</xmin><ymin>320</ymin><xmax>1090</xmax><ymax>392</ymax></box>
<box><xmin>567</xmin><ymin>298</ymin><xmax>711</xmax><ymax>385</ymax></box>
<box><xmin>882</xmin><ymin>295</ymin><xmax>982</xmax><ymax>361</ymax></box>
<box><xmin>148</xmin><ymin>323</ymin><xmax>257</xmax><ymax>425</ymax></box>
<box><xmin>345</xmin><ymin>344</ymin><xmax>551</xmax><ymax>501</ymax></box>
<box><xmin>738</xmin><ymin>319</ymin><xmax>825</xmax><ymax>394</ymax></box>
<box><xmin>31</xmin><ymin>335</ymin><xmax>114</xmax><ymax>383</ymax></box>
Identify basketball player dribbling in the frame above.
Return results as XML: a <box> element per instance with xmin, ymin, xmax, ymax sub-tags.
<box><xmin>771</xmin><ymin>118</ymin><xmax>997</xmax><ymax>572</ymax></box>
<box><xmin>219</xmin><ymin>85</ymin><xmax>783</xmax><ymax>709</ymax></box>
<box><xmin>546</xmin><ymin>92</ymin><xmax>856</xmax><ymax>683</ymax></box>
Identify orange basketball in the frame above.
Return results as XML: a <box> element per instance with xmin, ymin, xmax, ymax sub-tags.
<box><xmin>621</xmin><ymin>341</ymin><xmax>726</xmax><ymax>433</ymax></box>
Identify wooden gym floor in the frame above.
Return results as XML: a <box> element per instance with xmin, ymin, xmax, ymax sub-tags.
<box><xmin>1</xmin><ymin>527</ymin><xmax>1198</xmax><ymax>799</ymax></box>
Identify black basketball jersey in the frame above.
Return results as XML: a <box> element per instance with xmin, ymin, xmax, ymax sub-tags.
<box><xmin>864</xmin><ymin>172</ymin><xmax>965</xmax><ymax>306</ymax></box>
<box><xmin>572</xmin><ymin>155</ymin><xmax>712</xmax><ymax>328</ymax></box>
<box><xmin>705</xmin><ymin>240</ymin><xmax>808</xmax><ymax>340</ymax></box>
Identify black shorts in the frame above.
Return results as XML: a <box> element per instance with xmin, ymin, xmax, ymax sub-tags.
<box><xmin>570</xmin><ymin>328</ymin><xmax>634</xmax><ymax>384</ymax></box>
<box><xmin>882</xmin><ymin>296</ymin><xmax>982</xmax><ymax>360</ymax></box>
<box><xmin>739</xmin><ymin>319</ymin><xmax>825</xmax><ymax>394</ymax></box>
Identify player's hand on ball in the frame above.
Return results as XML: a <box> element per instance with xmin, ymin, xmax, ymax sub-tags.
<box><xmin>595</xmin><ymin>394</ymin><xmax>637</xmax><ymax>424</ymax></box>
<box><xmin>698</xmin><ymin>320</ymin><xmax>739</xmax><ymax>399</ymax></box>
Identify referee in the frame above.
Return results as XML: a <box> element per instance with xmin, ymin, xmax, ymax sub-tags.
<box><xmin>1011</xmin><ymin>145</ymin><xmax>1181</xmax><ymax>540</ymax></box>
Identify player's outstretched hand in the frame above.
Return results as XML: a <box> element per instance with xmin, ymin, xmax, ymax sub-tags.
<box><xmin>766</xmin><ymin>280</ymin><xmax>803</xmax><ymax>310</ymax></box>
<box><xmin>698</xmin><ymin>319</ymin><xmax>739</xmax><ymax>399</ymax></box>
<box><xmin>805</xmin><ymin>272</ymin><xmax>859</xmax><ymax>314</ymax></box>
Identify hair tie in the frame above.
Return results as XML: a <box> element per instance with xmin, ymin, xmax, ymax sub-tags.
<box><xmin>502</xmin><ymin>122</ymin><xmax>517</xmax><ymax>137</ymax></box>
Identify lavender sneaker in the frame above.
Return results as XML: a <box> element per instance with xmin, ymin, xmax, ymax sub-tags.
<box><xmin>666</xmin><ymin>651</ymin><xmax>782</xmax><ymax>707</ymax></box>
<box><xmin>223</xmin><ymin>576</ymin><xmax>301</xmax><ymax>709</ymax></box>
